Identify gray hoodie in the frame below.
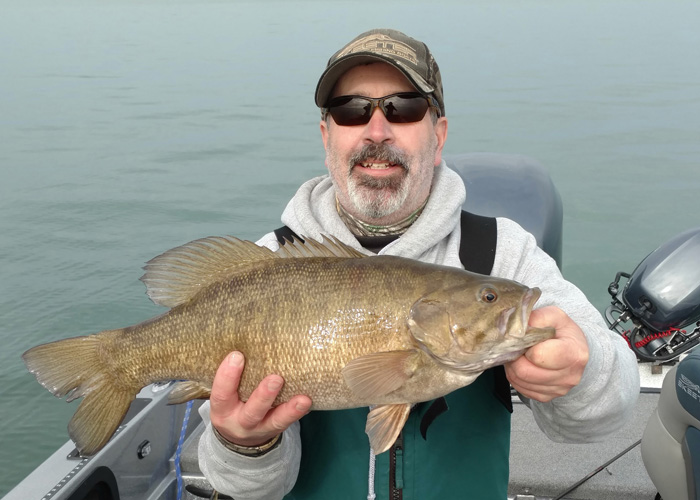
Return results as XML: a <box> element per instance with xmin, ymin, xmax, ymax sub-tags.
<box><xmin>198</xmin><ymin>161</ymin><xmax>640</xmax><ymax>499</ymax></box>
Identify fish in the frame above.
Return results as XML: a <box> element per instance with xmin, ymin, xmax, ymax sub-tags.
<box><xmin>22</xmin><ymin>235</ymin><xmax>555</xmax><ymax>456</ymax></box>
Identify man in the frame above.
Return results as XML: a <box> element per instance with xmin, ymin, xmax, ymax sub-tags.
<box><xmin>198</xmin><ymin>28</ymin><xmax>639</xmax><ymax>499</ymax></box>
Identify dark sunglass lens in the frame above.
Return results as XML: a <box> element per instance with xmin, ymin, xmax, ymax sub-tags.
<box><xmin>327</xmin><ymin>93</ymin><xmax>430</xmax><ymax>126</ymax></box>
<box><xmin>384</xmin><ymin>95</ymin><xmax>429</xmax><ymax>123</ymax></box>
<box><xmin>329</xmin><ymin>97</ymin><xmax>371</xmax><ymax>126</ymax></box>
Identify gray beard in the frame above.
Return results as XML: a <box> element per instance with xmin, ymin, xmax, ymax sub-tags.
<box><xmin>345</xmin><ymin>143</ymin><xmax>411</xmax><ymax>219</ymax></box>
<box><xmin>346</xmin><ymin>169</ymin><xmax>410</xmax><ymax>219</ymax></box>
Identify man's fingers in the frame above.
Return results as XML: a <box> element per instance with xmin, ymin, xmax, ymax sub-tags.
<box><xmin>528</xmin><ymin>306</ymin><xmax>566</xmax><ymax>331</ymax></box>
<box><xmin>510</xmin><ymin>345</ymin><xmax>581</xmax><ymax>383</ymax></box>
<box><xmin>505</xmin><ymin>306</ymin><xmax>590</xmax><ymax>402</ymax></box>
<box><xmin>238</xmin><ymin>374</ymin><xmax>286</xmax><ymax>429</ymax></box>
<box><xmin>506</xmin><ymin>364</ymin><xmax>567</xmax><ymax>393</ymax></box>
<box><xmin>506</xmin><ymin>348</ymin><xmax>581</xmax><ymax>402</ymax></box>
<box><xmin>264</xmin><ymin>395</ymin><xmax>313</xmax><ymax>432</ymax></box>
<box><xmin>206</xmin><ymin>351</ymin><xmax>312</xmax><ymax>446</ymax></box>
<box><xmin>524</xmin><ymin>339</ymin><xmax>578</xmax><ymax>371</ymax></box>
<box><xmin>209</xmin><ymin>351</ymin><xmax>245</xmax><ymax>415</ymax></box>
<box><xmin>525</xmin><ymin>306</ymin><xmax>589</xmax><ymax>371</ymax></box>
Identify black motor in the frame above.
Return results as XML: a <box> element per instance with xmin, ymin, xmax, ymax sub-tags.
<box><xmin>605</xmin><ymin>227</ymin><xmax>700</xmax><ymax>362</ymax></box>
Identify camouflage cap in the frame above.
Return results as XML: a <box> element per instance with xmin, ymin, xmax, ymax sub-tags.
<box><xmin>315</xmin><ymin>28</ymin><xmax>445</xmax><ymax>116</ymax></box>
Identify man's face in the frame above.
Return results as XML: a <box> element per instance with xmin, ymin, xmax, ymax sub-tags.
<box><xmin>320</xmin><ymin>62</ymin><xmax>447</xmax><ymax>225</ymax></box>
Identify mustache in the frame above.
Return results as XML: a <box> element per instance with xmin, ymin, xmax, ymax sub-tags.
<box><xmin>349</xmin><ymin>144</ymin><xmax>409</xmax><ymax>170</ymax></box>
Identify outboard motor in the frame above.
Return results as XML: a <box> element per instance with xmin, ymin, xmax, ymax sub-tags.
<box><xmin>605</xmin><ymin>227</ymin><xmax>700</xmax><ymax>363</ymax></box>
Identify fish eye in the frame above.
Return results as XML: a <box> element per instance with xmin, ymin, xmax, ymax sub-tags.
<box><xmin>480</xmin><ymin>288</ymin><xmax>498</xmax><ymax>303</ymax></box>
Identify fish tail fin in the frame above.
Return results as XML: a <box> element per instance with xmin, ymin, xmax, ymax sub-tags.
<box><xmin>22</xmin><ymin>330</ymin><xmax>137</xmax><ymax>455</ymax></box>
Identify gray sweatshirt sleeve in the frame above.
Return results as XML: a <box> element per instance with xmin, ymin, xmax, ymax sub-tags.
<box><xmin>197</xmin><ymin>402</ymin><xmax>301</xmax><ymax>499</ymax></box>
<box><xmin>491</xmin><ymin>218</ymin><xmax>640</xmax><ymax>442</ymax></box>
<box><xmin>197</xmin><ymin>231</ymin><xmax>299</xmax><ymax>499</ymax></box>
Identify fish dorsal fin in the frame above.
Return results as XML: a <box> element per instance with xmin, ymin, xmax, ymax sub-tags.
<box><xmin>141</xmin><ymin>236</ymin><xmax>277</xmax><ymax>307</ymax></box>
<box><xmin>275</xmin><ymin>235</ymin><xmax>367</xmax><ymax>259</ymax></box>
<box><xmin>141</xmin><ymin>235</ymin><xmax>365</xmax><ymax>308</ymax></box>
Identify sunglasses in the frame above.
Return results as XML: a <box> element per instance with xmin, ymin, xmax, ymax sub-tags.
<box><xmin>324</xmin><ymin>92</ymin><xmax>441</xmax><ymax>126</ymax></box>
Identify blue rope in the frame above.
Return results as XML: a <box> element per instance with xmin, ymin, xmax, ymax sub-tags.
<box><xmin>175</xmin><ymin>400</ymin><xmax>194</xmax><ymax>500</ymax></box>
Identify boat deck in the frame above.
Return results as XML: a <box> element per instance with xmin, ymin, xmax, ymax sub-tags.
<box><xmin>508</xmin><ymin>392</ymin><xmax>659</xmax><ymax>500</ymax></box>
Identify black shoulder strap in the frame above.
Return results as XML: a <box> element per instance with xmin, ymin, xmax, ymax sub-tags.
<box><xmin>458</xmin><ymin>210</ymin><xmax>497</xmax><ymax>275</ymax></box>
<box><xmin>273</xmin><ymin>226</ymin><xmax>302</xmax><ymax>245</ymax></box>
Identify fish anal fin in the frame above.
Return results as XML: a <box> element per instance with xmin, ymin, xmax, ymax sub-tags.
<box><xmin>341</xmin><ymin>350</ymin><xmax>420</xmax><ymax>400</ymax></box>
<box><xmin>168</xmin><ymin>381</ymin><xmax>212</xmax><ymax>405</ymax></box>
<box><xmin>366</xmin><ymin>403</ymin><xmax>411</xmax><ymax>454</ymax></box>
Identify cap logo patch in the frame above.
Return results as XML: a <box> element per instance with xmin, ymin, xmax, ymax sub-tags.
<box><xmin>337</xmin><ymin>33</ymin><xmax>417</xmax><ymax>66</ymax></box>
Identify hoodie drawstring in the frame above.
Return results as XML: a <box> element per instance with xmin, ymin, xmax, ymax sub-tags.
<box><xmin>368</xmin><ymin>446</ymin><xmax>377</xmax><ymax>500</ymax></box>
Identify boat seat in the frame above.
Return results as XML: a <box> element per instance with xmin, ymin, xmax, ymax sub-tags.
<box><xmin>445</xmin><ymin>152</ymin><xmax>563</xmax><ymax>267</ymax></box>
<box><xmin>643</xmin><ymin>350</ymin><xmax>700</xmax><ymax>500</ymax></box>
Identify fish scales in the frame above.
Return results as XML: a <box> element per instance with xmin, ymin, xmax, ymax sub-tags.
<box><xmin>111</xmin><ymin>256</ymin><xmax>428</xmax><ymax>407</ymax></box>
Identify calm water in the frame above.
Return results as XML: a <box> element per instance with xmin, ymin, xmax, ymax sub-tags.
<box><xmin>1</xmin><ymin>0</ymin><xmax>699</xmax><ymax>495</ymax></box>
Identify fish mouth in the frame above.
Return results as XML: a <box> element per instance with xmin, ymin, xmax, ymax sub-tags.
<box><xmin>522</xmin><ymin>287</ymin><xmax>541</xmax><ymax>333</ymax></box>
<box><xmin>521</xmin><ymin>287</ymin><xmax>556</xmax><ymax>343</ymax></box>
<box><xmin>497</xmin><ymin>287</ymin><xmax>542</xmax><ymax>338</ymax></box>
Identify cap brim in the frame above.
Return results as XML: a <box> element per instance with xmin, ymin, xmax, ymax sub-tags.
<box><xmin>315</xmin><ymin>53</ymin><xmax>435</xmax><ymax>108</ymax></box>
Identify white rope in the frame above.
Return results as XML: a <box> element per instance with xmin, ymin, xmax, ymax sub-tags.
<box><xmin>367</xmin><ymin>405</ymin><xmax>377</xmax><ymax>500</ymax></box>
<box><xmin>367</xmin><ymin>447</ymin><xmax>377</xmax><ymax>500</ymax></box>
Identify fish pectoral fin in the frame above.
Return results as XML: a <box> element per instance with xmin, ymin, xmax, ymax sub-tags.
<box><xmin>168</xmin><ymin>381</ymin><xmax>212</xmax><ymax>404</ymax></box>
<box><xmin>341</xmin><ymin>350</ymin><xmax>420</xmax><ymax>400</ymax></box>
<box><xmin>366</xmin><ymin>403</ymin><xmax>411</xmax><ymax>454</ymax></box>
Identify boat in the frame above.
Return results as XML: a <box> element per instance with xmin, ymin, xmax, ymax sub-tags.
<box><xmin>4</xmin><ymin>152</ymin><xmax>696</xmax><ymax>500</ymax></box>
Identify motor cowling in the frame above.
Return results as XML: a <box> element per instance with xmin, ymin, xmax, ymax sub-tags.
<box><xmin>606</xmin><ymin>227</ymin><xmax>700</xmax><ymax>363</ymax></box>
<box><xmin>624</xmin><ymin>227</ymin><xmax>700</xmax><ymax>332</ymax></box>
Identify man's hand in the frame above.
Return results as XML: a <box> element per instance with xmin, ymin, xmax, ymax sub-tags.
<box><xmin>505</xmin><ymin>306</ymin><xmax>590</xmax><ymax>403</ymax></box>
<box><xmin>209</xmin><ymin>351</ymin><xmax>312</xmax><ymax>447</ymax></box>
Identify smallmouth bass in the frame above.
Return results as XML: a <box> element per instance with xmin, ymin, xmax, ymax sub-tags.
<box><xmin>23</xmin><ymin>235</ymin><xmax>554</xmax><ymax>455</ymax></box>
